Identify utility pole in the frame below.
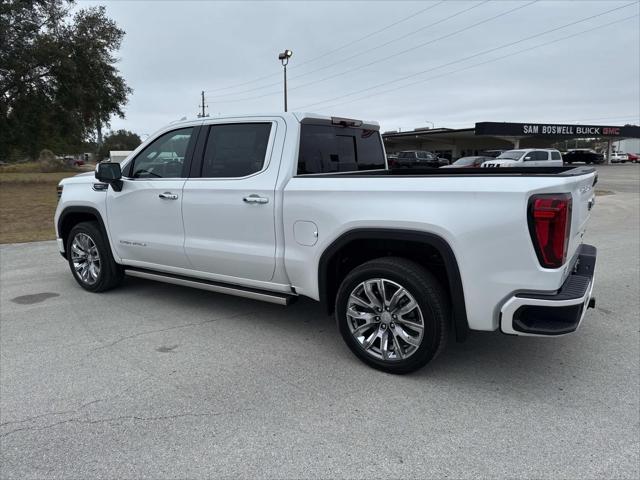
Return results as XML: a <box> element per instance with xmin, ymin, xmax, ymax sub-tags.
<box><xmin>198</xmin><ymin>91</ymin><xmax>207</xmax><ymax>118</ymax></box>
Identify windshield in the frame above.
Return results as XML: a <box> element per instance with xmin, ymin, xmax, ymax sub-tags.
<box><xmin>496</xmin><ymin>150</ymin><xmax>526</xmax><ymax>161</ymax></box>
<box><xmin>453</xmin><ymin>157</ymin><xmax>479</xmax><ymax>166</ymax></box>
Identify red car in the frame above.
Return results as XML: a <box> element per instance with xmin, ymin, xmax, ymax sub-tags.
<box><xmin>627</xmin><ymin>153</ymin><xmax>639</xmax><ymax>163</ymax></box>
<box><xmin>64</xmin><ymin>156</ymin><xmax>85</xmax><ymax>167</ymax></box>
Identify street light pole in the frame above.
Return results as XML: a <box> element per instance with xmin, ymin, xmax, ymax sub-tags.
<box><xmin>278</xmin><ymin>49</ymin><xmax>292</xmax><ymax>112</ymax></box>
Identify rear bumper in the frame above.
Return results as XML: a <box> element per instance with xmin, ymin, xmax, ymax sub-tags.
<box><xmin>500</xmin><ymin>244</ymin><xmax>597</xmax><ymax>336</ymax></box>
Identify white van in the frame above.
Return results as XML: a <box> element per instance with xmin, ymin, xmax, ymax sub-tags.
<box><xmin>482</xmin><ymin>149</ymin><xmax>564</xmax><ymax>167</ymax></box>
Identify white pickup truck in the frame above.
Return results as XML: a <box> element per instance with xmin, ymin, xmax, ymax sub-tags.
<box><xmin>482</xmin><ymin>148</ymin><xmax>564</xmax><ymax>167</ymax></box>
<box><xmin>55</xmin><ymin>113</ymin><xmax>598</xmax><ymax>373</ymax></box>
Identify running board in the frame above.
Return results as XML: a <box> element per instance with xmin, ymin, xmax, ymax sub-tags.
<box><xmin>125</xmin><ymin>268</ymin><xmax>295</xmax><ymax>305</ymax></box>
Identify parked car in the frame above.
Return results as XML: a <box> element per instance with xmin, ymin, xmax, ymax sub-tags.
<box><xmin>55</xmin><ymin>113</ymin><xmax>598</xmax><ymax>374</ymax></box>
<box><xmin>563</xmin><ymin>149</ymin><xmax>604</xmax><ymax>165</ymax></box>
<box><xmin>395</xmin><ymin>150</ymin><xmax>441</xmax><ymax>168</ymax></box>
<box><xmin>442</xmin><ymin>156</ymin><xmax>492</xmax><ymax>168</ymax></box>
<box><xmin>64</xmin><ymin>156</ymin><xmax>85</xmax><ymax>167</ymax></box>
<box><xmin>482</xmin><ymin>149</ymin><xmax>564</xmax><ymax>167</ymax></box>
<box><xmin>609</xmin><ymin>152</ymin><xmax>629</xmax><ymax>163</ymax></box>
<box><xmin>627</xmin><ymin>153</ymin><xmax>639</xmax><ymax>163</ymax></box>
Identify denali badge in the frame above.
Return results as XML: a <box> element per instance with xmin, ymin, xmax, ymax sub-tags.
<box><xmin>120</xmin><ymin>240</ymin><xmax>147</xmax><ymax>247</ymax></box>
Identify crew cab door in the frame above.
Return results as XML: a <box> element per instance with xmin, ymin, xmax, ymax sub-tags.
<box><xmin>181</xmin><ymin>119</ymin><xmax>282</xmax><ymax>282</ymax></box>
<box><xmin>106</xmin><ymin>126</ymin><xmax>199</xmax><ymax>269</ymax></box>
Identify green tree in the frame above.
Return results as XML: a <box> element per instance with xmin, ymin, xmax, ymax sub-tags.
<box><xmin>0</xmin><ymin>0</ymin><xmax>131</xmax><ymax>160</ymax></box>
<box><xmin>98</xmin><ymin>129</ymin><xmax>142</xmax><ymax>160</ymax></box>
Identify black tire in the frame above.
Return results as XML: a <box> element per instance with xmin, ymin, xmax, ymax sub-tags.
<box><xmin>335</xmin><ymin>257</ymin><xmax>450</xmax><ymax>374</ymax></box>
<box><xmin>66</xmin><ymin>221</ymin><xmax>124</xmax><ymax>292</ymax></box>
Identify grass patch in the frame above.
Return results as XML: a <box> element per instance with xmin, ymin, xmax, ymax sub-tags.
<box><xmin>0</xmin><ymin>172</ymin><xmax>78</xmax><ymax>185</ymax></box>
<box><xmin>0</xmin><ymin>161</ymin><xmax>77</xmax><ymax>174</ymax></box>
<box><xmin>0</xmin><ymin>171</ymin><xmax>81</xmax><ymax>244</ymax></box>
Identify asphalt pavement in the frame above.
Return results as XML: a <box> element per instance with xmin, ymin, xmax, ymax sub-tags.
<box><xmin>1</xmin><ymin>164</ymin><xmax>638</xmax><ymax>479</ymax></box>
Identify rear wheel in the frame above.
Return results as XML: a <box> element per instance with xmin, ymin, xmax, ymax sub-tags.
<box><xmin>335</xmin><ymin>257</ymin><xmax>450</xmax><ymax>374</ymax></box>
<box><xmin>67</xmin><ymin>221</ymin><xmax>124</xmax><ymax>292</ymax></box>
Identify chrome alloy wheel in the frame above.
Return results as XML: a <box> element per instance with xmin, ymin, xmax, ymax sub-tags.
<box><xmin>346</xmin><ymin>278</ymin><xmax>424</xmax><ymax>362</ymax></box>
<box><xmin>71</xmin><ymin>233</ymin><xmax>101</xmax><ymax>285</ymax></box>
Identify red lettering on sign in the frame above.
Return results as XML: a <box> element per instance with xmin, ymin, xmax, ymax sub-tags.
<box><xmin>603</xmin><ymin>127</ymin><xmax>620</xmax><ymax>135</ymax></box>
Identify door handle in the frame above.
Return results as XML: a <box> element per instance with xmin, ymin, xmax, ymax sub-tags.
<box><xmin>243</xmin><ymin>194</ymin><xmax>269</xmax><ymax>204</ymax></box>
<box><xmin>159</xmin><ymin>192</ymin><xmax>179</xmax><ymax>200</ymax></box>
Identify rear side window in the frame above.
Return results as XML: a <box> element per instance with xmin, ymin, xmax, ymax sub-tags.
<box><xmin>297</xmin><ymin>125</ymin><xmax>385</xmax><ymax>174</ymax></box>
<box><xmin>201</xmin><ymin>123</ymin><xmax>272</xmax><ymax>178</ymax></box>
<box><xmin>535</xmin><ymin>151</ymin><xmax>549</xmax><ymax>161</ymax></box>
<box><xmin>551</xmin><ymin>151</ymin><xmax>561</xmax><ymax>160</ymax></box>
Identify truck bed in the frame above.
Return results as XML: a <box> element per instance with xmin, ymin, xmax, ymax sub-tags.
<box><xmin>298</xmin><ymin>166</ymin><xmax>596</xmax><ymax>178</ymax></box>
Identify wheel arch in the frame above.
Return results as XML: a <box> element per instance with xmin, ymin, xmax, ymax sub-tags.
<box><xmin>57</xmin><ymin>206</ymin><xmax>111</xmax><ymax>259</ymax></box>
<box><xmin>318</xmin><ymin>228</ymin><xmax>469</xmax><ymax>341</ymax></box>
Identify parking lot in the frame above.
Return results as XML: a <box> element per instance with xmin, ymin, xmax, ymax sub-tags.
<box><xmin>1</xmin><ymin>164</ymin><xmax>638</xmax><ymax>478</ymax></box>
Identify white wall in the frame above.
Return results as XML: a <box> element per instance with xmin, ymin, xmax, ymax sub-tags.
<box><xmin>614</xmin><ymin>139</ymin><xmax>640</xmax><ymax>154</ymax></box>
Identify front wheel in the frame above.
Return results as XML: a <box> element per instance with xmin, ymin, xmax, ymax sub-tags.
<box><xmin>67</xmin><ymin>221</ymin><xmax>124</xmax><ymax>292</ymax></box>
<box><xmin>335</xmin><ymin>257</ymin><xmax>450</xmax><ymax>374</ymax></box>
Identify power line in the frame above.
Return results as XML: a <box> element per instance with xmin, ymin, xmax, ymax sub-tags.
<box><xmin>296</xmin><ymin>2</ymin><xmax>638</xmax><ymax>110</ymax></box>
<box><xmin>205</xmin><ymin>0</ymin><xmax>481</xmax><ymax>99</ymax></box>
<box><xmin>207</xmin><ymin>0</ymin><xmax>537</xmax><ymax>104</ymax></box>
<box><xmin>316</xmin><ymin>15</ymin><xmax>639</xmax><ymax>112</ymax></box>
<box><xmin>202</xmin><ymin>1</ymin><xmax>446</xmax><ymax>94</ymax></box>
<box><xmin>310</xmin><ymin>13</ymin><xmax>638</xmax><ymax>113</ymax></box>
<box><xmin>292</xmin><ymin>0</ymin><xmax>447</xmax><ymax>70</ymax></box>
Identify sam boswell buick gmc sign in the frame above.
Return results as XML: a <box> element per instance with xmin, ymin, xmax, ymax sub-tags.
<box><xmin>475</xmin><ymin>122</ymin><xmax>640</xmax><ymax>138</ymax></box>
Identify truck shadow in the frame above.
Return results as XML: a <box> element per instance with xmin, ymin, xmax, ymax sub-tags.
<box><xmin>119</xmin><ymin>276</ymin><xmax>595</xmax><ymax>396</ymax></box>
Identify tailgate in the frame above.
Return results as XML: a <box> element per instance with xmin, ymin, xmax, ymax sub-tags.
<box><xmin>566</xmin><ymin>169</ymin><xmax>597</xmax><ymax>265</ymax></box>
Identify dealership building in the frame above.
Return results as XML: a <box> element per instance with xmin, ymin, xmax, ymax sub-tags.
<box><xmin>382</xmin><ymin>121</ymin><xmax>640</xmax><ymax>161</ymax></box>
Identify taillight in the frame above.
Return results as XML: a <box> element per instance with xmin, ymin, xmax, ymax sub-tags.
<box><xmin>528</xmin><ymin>193</ymin><xmax>572</xmax><ymax>268</ymax></box>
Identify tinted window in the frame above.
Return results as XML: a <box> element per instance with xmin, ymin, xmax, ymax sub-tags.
<box><xmin>202</xmin><ymin>123</ymin><xmax>272</xmax><ymax>178</ymax></box>
<box><xmin>551</xmin><ymin>151</ymin><xmax>561</xmax><ymax>160</ymax></box>
<box><xmin>534</xmin><ymin>151</ymin><xmax>549</xmax><ymax>161</ymax></box>
<box><xmin>298</xmin><ymin>125</ymin><xmax>386</xmax><ymax>174</ymax></box>
<box><xmin>398</xmin><ymin>152</ymin><xmax>416</xmax><ymax>159</ymax></box>
<box><xmin>130</xmin><ymin>128</ymin><xmax>193</xmax><ymax>178</ymax></box>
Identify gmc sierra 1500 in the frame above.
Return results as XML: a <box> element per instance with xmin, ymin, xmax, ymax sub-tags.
<box><xmin>55</xmin><ymin>113</ymin><xmax>598</xmax><ymax>373</ymax></box>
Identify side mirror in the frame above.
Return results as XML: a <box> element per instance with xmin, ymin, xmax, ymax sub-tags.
<box><xmin>95</xmin><ymin>162</ymin><xmax>123</xmax><ymax>191</ymax></box>
<box><xmin>524</xmin><ymin>156</ymin><xmax>533</xmax><ymax>161</ymax></box>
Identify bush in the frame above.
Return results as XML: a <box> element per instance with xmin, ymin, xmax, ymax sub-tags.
<box><xmin>0</xmin><ymin>153</ymin><xmax>76</xmax><ymax>174</ymax></box>
<box><xmin>38</xmin><ymin>149</ymin><xmax>65</xmax><ymax>172</ymax></box>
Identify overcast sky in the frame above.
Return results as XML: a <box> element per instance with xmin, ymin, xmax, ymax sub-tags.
<box><xmin>81</xmin><ymin>0</ymin><xmax>640</xmax><ymax>135</ymax></box>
